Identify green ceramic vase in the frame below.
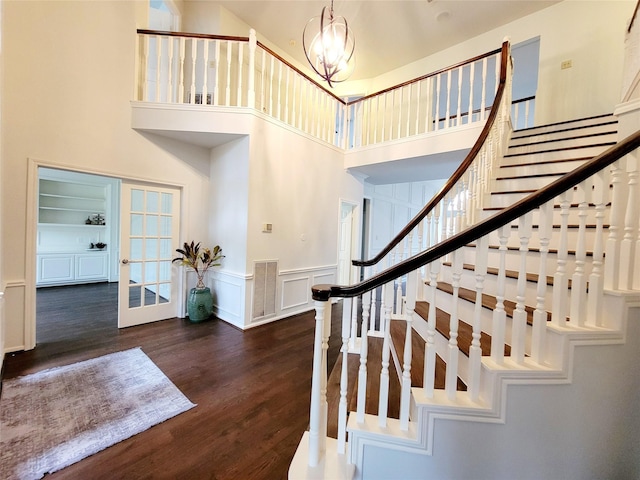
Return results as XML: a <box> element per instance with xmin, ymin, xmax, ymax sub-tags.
<box><xmin>187</xmin><ymin>287</ymin><xmax>213</xmax><ymax>322</ymax></box>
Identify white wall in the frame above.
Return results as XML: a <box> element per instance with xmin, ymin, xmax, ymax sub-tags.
<box><xmin>336</xmin><ymin>0</ymin><xmax>637</xmax><ymax>126</ymax></box>
<box><xmin>208</xmin><ymin>115</ymin><xmax>363</xmax><ymax>329</ymax></box>
<box><xmin>1</xmin><ymin>1</ymin><xmax>212</xmax><ymax>351</ymax></box>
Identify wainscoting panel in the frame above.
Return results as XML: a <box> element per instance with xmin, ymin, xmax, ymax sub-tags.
<box><xmin>281</xmin><ymin>276</ymin><xmax>310</xmax><ymax>311</ymax></box>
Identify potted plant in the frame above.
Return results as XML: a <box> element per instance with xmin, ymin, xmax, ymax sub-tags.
<box><xmin>173</xmin><ymin>241</ymin><xmax>224</xmax><ymax>322</ymax></box>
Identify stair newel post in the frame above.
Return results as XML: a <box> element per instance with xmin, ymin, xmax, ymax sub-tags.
<box><xmin>587</xmin><ymin>170</ymin><xmax>606</xmax><ymax>326</ymax></box>
<box><xmin>569</xmin><ymin>183</ymin><xmax>588</xmax><ymax>327</ymax></box>
<box><xmin>424</xmin><ymin>260</ymin><xmax>441</xmax><ymax>398</ymax></box>
<box><xmin>446</xmin><ymin>249</ymin><xmax>464</xmax><ymax>400</ymax></box>
<box><xmin>247</xmin><ymin>29</ymin><xmax>256</xmax><ymax>109</ymax></box>
<box><xmin>378</xmin><ymin>281</ymin><xmax>394</xmax><ymax>428</ymax></box>
<box><xmin>308</xmin><ymin>299</ymin><xmax>329</xmax><ymax>467</ymax></box>
<box><xmin>552</xmin><ymin>191</ymin><xmax>571</xmax><ymax>327</ymax></box>
<box><xmin>400</xmin><ymin>269</ymin><xmax>418</xmax><ymax>430</ymax></box>
<box><xmin>469</xmin><ymin>236</ymin><xmax>489</xmax><ymax>401</ymax></box>
<box><xmin>356</xmin><ymin>290</ymin><xmax>371</xmax><ymax>424</ymax></box>
<box><xmin>512</xmin><ymin>213</ymin><xmax>532</xmax><ymax>364</ymax></box>
<box><xmin>532</xmin><ymin>201</ymin><xmax>553</xmax><ymax>363</ymax></box>
<box><xmin>337</xmin><ymin>297</ymin><xmax>352</xmax><ymax>454</ymax></box>
<box><xmin>491</xmin><ymin>225</ymin><xmax>509</xmax><ymax>365</ymax></box>
<box><xmin>618</xmin><ymin>151</ymin><xmax>639</xmax><ymax>289</ymax></box>
<box><xmin>604</xmin><ymin>160</ymin><xmax>623</xmax><ymax>290</ymax></box>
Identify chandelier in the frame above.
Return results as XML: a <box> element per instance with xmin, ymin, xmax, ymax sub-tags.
<box><xmin>303</xmin><ymin>0</ymin><xmax>356</xmax><ymax>87</ymax></box>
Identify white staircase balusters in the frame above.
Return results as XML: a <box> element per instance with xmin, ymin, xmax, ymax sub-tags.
<box><xmin>247</xmin><ymin>30</ymin><xmax>256</xmax><ymax>109</ymax></box>
<box><xmin>337</xmin><ymin>298</ymin><xmax>351</xmax><ymax>454</ymax></box>
<box><xmin>166</xmin><ymin>38</ymin><xmax>175</xmax><ymax>103</ymax></box>
<box><xmin>154</xmin><ymin>34</ymin><xmax>162</xmax><ymax>102</ymax></box>
<box><xmin>619</xmin><ymin>151</ymin><xmax>639</xmax><ymax>289</ymax></box>
<box><xmin>569</xmin><ymin>183</ymin><xmax>588</xmax><ymax>327</ymax></box>
<box><xmin>350</xmin><ymin>292</ymin><xmax>359</xmax><ymax>351</ymax></box>
<box><xmin>213</xmin><ymin>40</ymin><xmax>220</xmax><ymax>106</ymax></box>
<box><xmin>378</xmin><ymin>282</ymin><xmax>394</xmax><ymax>428</ymax></box>
<box><xmin>424</xmin><ymin>260</ymin><xmax>440</xmax><ymax>398</ymax></box>
<box><xmin>400</xmin><ymin>269</ymin><xmax>418</xmax><ymax>431</ymax></box>
<box><xmin>356</xmin><ymin>291</ymin><xmax>370</xmax><ymax>424</ymax></box>
<box><xmin>445</xmin><ymin>249</ymin><xmax>463</xmax><ymax>400</ymax></box>
<box><xmin>308</xmin><ymin>300</ymin><xmax>329</xmax><ymax>467</ymax></box>
<box><xmin>512</xmin><ymin>213</ymin><xmax>532</xmax><ymax>364</ymax></box>
<box><xmin>587</xmin><ymin>170</ymin><xmax>606</xmax><ymax>326</ymax></box>
<box><xmin>190</xmin><ymin>39</ymin><xmax>198</xmax><ymax>104</ymax></box>
<box><xmin>532</xmin><ymin>200</ymin><xmax>553</xmax><ymax>363</ymax></box>
<box><xmin>201</xmin><ymin>39</ymin><xmax>209</xmax><ymax>105</ymax></box>
<box><xmin>469</xmin><ymin>235</ymin><xmax>488</xmax><ymax>401</ymax></box>
<box><xmin>491</xmin><ymin>225</ymin><xmax>509</xmax><ymax>365</ymax></box>
<box><xmin>225</xmin><ymin>42</ymin><xmax>232</xmax><ymax>105</ymax></box>
<box><xmin>552</xmin><ymin>191</ymin><xmax>570</xmax><ymax>327</ymax></box>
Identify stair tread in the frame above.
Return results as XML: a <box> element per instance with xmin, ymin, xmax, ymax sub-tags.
<box><xmin>390</xmin><ymin>319</ymin><xmax>466</xmax><ymax>391</ymax></box>
<box><xmin>435</xmin><ymin>281</ymin><xmax>550</xmax><ymax>324</ymax></box>
<box><xmin>507</xmin><ymin>130</ymin><xmax>617</xmax><ymax>149</ymax></box>
<box><xmin>503</xmin><ymin>141</ymin><xmax>615</xmax><ymax>158</ymax></box>
<box><xmin>414</xmin><ymin>300</ymin><xmax>511</xmax><ymax>357</ymax></box>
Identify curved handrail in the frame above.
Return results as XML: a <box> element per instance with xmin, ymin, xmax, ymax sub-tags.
<box><xmin>314</xmin><ymin>128</ymin><xmax>640</xmax><ymax>301</ymax></box>
<box><xmin>352</xmin><ymin>40</ymin><xmax>510</xmax><ymax>267</ymax></box>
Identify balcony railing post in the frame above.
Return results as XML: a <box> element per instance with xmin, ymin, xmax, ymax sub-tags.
<box><xmin>247</xmin><ymin>29</ymin><xmax>256</xmax><ymax>109</ymax></box>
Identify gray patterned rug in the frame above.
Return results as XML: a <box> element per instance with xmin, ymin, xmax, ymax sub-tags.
<box><xmin>0</xmin><ymin>348</ymin><xmax>196</xmax><ymax>479</ymax></box>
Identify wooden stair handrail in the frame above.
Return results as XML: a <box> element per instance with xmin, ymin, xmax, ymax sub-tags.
<box><xmin>314</xmin><ymin>128</ymin><xmax>640</xmax><ymax>301</ymax></box>
<box><xmin>352</xmin><ymin>40</ymin><xmax>511</xmax><ymax>268</ymax></box>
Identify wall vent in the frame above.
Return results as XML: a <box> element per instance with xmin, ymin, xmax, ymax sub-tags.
<box><xmin>252</xmin><ymin>260</ymin><xmax>277</xmax><ymax>321</ymax></box>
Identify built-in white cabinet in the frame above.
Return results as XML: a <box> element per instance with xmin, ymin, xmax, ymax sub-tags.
<box><xmin>36</xmin><ymin>168</ymin><xmax>120</xmax><ymax>287</ymax></box>
<box><xmin>37</xmin><ymin>252</ymin><xmax>109</xmax><ymax>285</ymax></box>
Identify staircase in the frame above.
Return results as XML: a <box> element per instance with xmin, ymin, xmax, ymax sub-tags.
<box><xmin>291</xmin><ymin>114</ymin><xmax>640</xmax><ymax>479</ymax></box>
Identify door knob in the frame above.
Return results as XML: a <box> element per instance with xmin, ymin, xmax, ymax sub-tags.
<box><xmin>121</xmin><ymin>259</ymin><xmax>129</xmax><ymax>265</ymax></box>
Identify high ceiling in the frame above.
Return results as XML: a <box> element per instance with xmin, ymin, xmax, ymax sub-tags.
<box><xmin>214</xmin><ymin>0</ymin><xmax>560</xmax><ymax>81</ymax></box>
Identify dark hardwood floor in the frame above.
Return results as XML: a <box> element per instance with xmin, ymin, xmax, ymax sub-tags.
<box><xmin>2</xmin><ymin>282</ymin><xmax>342</xmax><ymax>480</ymax></box>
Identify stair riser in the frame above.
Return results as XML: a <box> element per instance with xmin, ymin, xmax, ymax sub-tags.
<box><xmin>493</xmin><ymin>175</ymin><xmax>563</xmax><ymax>191</ymax></box>
<box><xmin>498</xmin><ymin>159</ymin><xmax>588</xmax><ymax>177</ymax></box>
<box><xmin>511</xmin><ymin>115</ymin><xmax>616</xmax><ymax>137</ymax></box>
<box><xmin>438</xmin><ymin>265</ymin><xmax>555</xmax><ymax>312</ymax></box>
<box><xmin>432</xmin><ymin>287</ymin><xmax>534</xmax><ymax>356</ymax></box>
<box><xmin>502</xmin><ymin>145</ymin><xmax>614</xmax><ymax>166</ymax></box>
<box><xmin>460</xmin><ymin>245</ymin><xmax>596</xmax><ymax>278</ymax></box>
<box><xmin>506</xmin><ymin>133</ymin><xmax>618</xmax><ymax>155</ymax></box>
<box><xmin>481</xmin><ymin>206</ymin><xmax>611</xmax><ymax>225</ymax></box>
<box><xmin>510</xmin><ymin>123</ymin><xmax>618</xmax><ymax>146</ymax></box>
<box><xmin>486</xmin><ymin>227</ymin><xmax>606</xmax><ymax>251</ymax></box>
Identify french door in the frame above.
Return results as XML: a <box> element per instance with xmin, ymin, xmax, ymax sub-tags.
<box><xmin>118</xmin><ymin>182</ymin><xmax>181</xmax><ymax>328</ymax></box>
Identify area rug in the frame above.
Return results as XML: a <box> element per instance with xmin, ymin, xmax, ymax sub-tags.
<box><xmin>0</xmin><ymin>348</ymin><xmax>196</xmax><ymax>480</ymax></box>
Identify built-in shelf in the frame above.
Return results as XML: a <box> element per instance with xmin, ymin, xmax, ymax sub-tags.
<box><xmin>38</xmin><ymin>178</ymin><xmax>107</xmax><ymax>226</ymax></box>
<box><xmin>37</xmin><ymin>169</ymin><xmax>118</xmax><ymax>286</ymax></box>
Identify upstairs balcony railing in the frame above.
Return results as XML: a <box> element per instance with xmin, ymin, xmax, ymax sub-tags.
<box><xmin>135</xmin><ymin>29</ymin><xmax>533</xmax><ymax>150</ymax></box>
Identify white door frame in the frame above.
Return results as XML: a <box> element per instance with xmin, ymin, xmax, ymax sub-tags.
<box><xmin>25</xmin><ymin>158</ymin><xmax>185</xmax><ymax>350</ymax></box>
<box><xmin>337</xmin><ymin>199</ymin><xmax>361</xmax><ymax>286</ymax></box>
